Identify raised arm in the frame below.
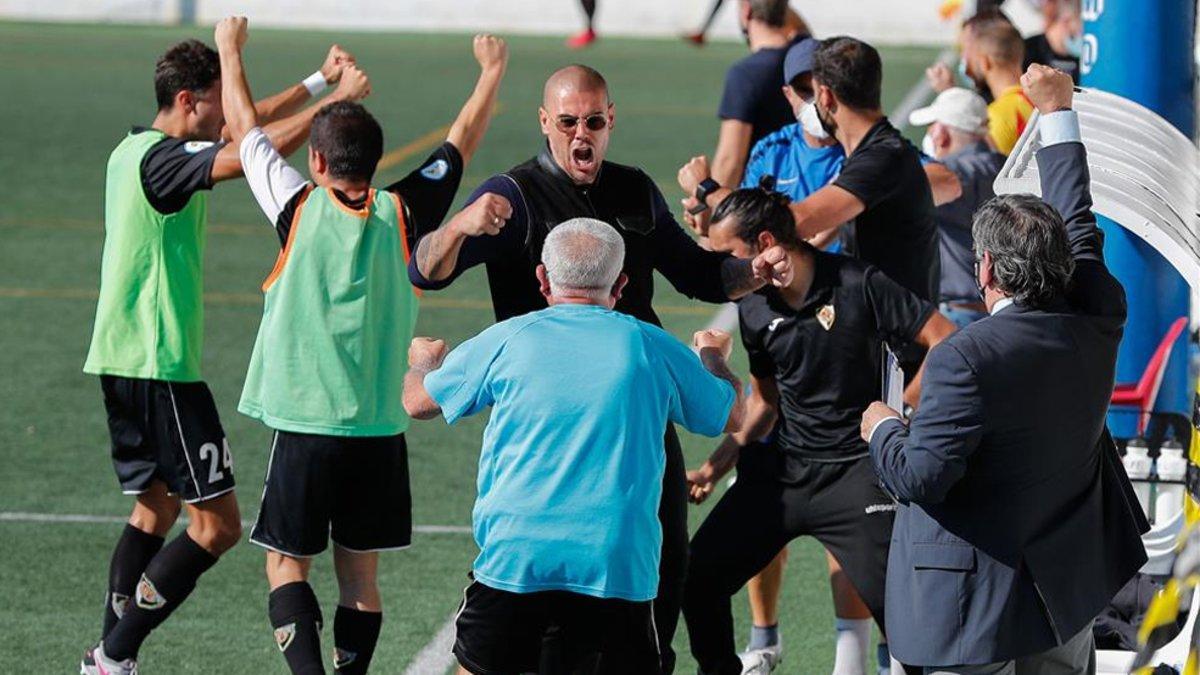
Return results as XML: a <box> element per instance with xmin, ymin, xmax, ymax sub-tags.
<box><xmin>694</xmin><ymin>330</ymin><xmax>746</xmax><ymax>433</ymax></box>
<box><xmin>411</xmin><ymin>190</ymin><xmax>515</xmax><ymax>286</ymax></box>
<box><xmin>210</xmin><ymin>19</ymin><xmax>370</xmax><ymax>184</ymax></box>
<box><xmin>214</xmin><ymin>17</ymin><xmax>255</xmax><ymax>145</ymax></box>
<box><xmin>219</xmin><ymin>43</ymin><xmax>356</xmax><ymax>143</ymax></box>
<box><xmin>711</xmin><ymin>119</ymin><xmax>754</xmax><ymax>188</ymax></box>
<box><xmin>652</xmin><ymin>177</ymin><xmax>792</xmax><ymax>301</ymax></box>
<box><xmin>1023</xmin><ymin>65</ymin><xmax>1098</xmax><ymax>263</ymax></box>
<box><xmin>261</xmin><ymin>45</ymin><xmax>355</xmax><ymax>124</ymax></box>
<box><xmin>445</xmin><ymin>35</ymin><xmax>508</xmax><ymax>166</ymax></box>
<box><xmin>1022</xmin><ymin>64</ymin><xmax>1125</xmax><ymax>319</ymax></box>
<box><xmin>403</xmin><ymin>338</ymin><xmax>449</xmax><ymax>420</ymax></box>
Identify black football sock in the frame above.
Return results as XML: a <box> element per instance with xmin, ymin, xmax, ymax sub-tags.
<box><xmin>333</xmin><ymin>605</ymin><xmax>382</xmax><ymax>674</ymax></box>
<box><xmin>102</xmin><ymin>524</ymin><xmax>164</xmax><ymax>639</ymax></box>
<box><xmin>270</xmin><ymin>582</ymin><xmax>326</xmax><ymax>675</ymax></box>
<box><xmin>104</xmin><ymin>532</ymin><xmax>217</xmax><ymax>660</ymax></box>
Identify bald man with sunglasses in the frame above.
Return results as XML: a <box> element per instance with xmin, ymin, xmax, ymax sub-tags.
<box><xmin>410</xmin><ymin>64</ymin><xmax>792</xmax><ymax>674</ymax></box>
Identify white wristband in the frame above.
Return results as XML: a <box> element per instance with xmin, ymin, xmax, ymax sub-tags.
<box><xmin>302</xmin><ymin>70</ymin><xmax>328</xmax><ymax>97</ymax></box>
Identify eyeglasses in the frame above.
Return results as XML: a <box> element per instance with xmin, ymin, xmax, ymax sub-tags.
<box><xmin>555</xmin><ymin>113</ymin><xmax>608</xmax><ymax>133</ymax></box>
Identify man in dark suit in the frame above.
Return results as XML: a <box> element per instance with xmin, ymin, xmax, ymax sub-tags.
<box><xmin>859</xmin><ymin>65</ymin><xmax>1148</xmax><ymax>673</ymax></box>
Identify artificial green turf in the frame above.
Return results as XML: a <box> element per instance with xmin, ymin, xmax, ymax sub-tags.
<box><xmin>0</xmin><ymin>20</ymin><xmax>938</xmax><ymax>672</ymax></box>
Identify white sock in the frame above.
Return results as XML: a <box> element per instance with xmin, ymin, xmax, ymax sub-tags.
<box><xmin>832</xmin><ymin>618</ymin><xmax>871</xmax><ymax>675</ymax></box>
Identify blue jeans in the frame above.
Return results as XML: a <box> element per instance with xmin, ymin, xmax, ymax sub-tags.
<box><xmin>939</xmin><ymin>303</ymin><xmax>987</xmax><ymax>329</ymax></box>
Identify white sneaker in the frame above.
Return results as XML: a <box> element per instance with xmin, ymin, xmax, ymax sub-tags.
<box><xmin>739</xmin><ymin>644</ymin><xmax>783</xmax><ymax>674</ymax></box>
<box><xmin>79</xmin><ymin>645</ymin><xmax>98</xmax><ymax>675</ymax></box>
<box><xmin>84</xmin><ymin>643</ymin><xmax>138</xmax><ymax>675</ymax></box>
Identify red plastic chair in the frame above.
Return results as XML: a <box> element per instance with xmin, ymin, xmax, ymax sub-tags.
<box><xmin>1111</xmin><ymin>317</ymin><xmax>1189</xmax><ymax>435</ymax></box>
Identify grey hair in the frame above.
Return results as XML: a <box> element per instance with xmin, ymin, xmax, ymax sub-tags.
<box><xmin>971</xmin><ymin>194</ymin><xmax>1074</xmax><ymax>307</ymax></box>
<box><xmin>541</xmin><ymin>218</ymin><xmax>626</xmax><ymax>301</ymax></box>
<box><xmin>947</xmin><ymin>124</ymin><xmax>988</xmax><ymax>144</ymax></box>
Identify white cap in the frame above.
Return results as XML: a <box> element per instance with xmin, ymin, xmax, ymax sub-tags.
<box><xmin>909</xmin><ymin>87</ymin><xmax>990</xmax><ymax>135</ymax></box>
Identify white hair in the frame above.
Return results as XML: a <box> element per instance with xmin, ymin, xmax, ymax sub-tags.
<box><xmin>541</xmin><ymin>218</ymin><xmax>625</xmax><ymax>301</ymax></box>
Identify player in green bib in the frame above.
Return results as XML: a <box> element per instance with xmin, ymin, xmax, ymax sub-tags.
<box><xmin>218</xmin><ymin>20</ymin><xmax>508</xmax><ymax>675</ymax></box>
<box><xmin>82</xmin><ymin>16</ymin><xmax>371</xmax><ymax>675</ymax></box>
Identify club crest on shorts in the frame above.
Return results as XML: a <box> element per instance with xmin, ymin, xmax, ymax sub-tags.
<box><xmin>110</xmin><ymin>592</ymin><xmax>130</xmax><ymax>619</ymax></box>
<box><xmin>334</xmin><ymin>647</ymin><xmax>357</xmax><ymax>668</ymax></box>
<box><xmin>135</xmin><ymin>575</ymin><xmax>167</xmax><ymax>610</ymax></box>
<box><xmin>817</xmin><ymin>304</ymin><xmax>836</xmax><ymax>331</ymax></box>
<box><xmin>275</xmin><ymin>623</ymin><xmax>297</xmax><ymax>652</ymax></box>
<box><xmin>420</xmin><ymin>158</ymin><xmax>450</xmax><ymax>180</ymax></box>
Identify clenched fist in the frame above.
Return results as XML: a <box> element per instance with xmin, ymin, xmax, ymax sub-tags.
<box><xmin>751</xmin><ymin>245</ymin><xmax>793</xmax><ymax>288</ymax></box>
<box><xmin>693</xmin><ymin>329</ymin><xmax>733</xmax><ymax>361</ymax></box>
<box><xmin>473</xmin><ymin>34</ymin><xmax>508</xmax><ymax>73</ymax></box>
<box><xmin>925</xmin><ymin>62</ymin><xmax>954</xmax><ymax>93</ymax></box>
<box><xmin>320</xmin><ymin>44</ymin><xmax>357</xmax><ymax>84</ymax></box>
<box><xmin>214</xmin><ymin>16</ymin><xmax>248</xmax><ymax>52</ymax></box>
<box><xmin>453</xmin><ymin>193</ymin><xmax>513</xmax><ymax>237</ymax></box>
<box><xmin>677</xmin><ymin>155</ymin><xmax>711</xmax><ymax>196</ymax></box>
<box><xmin>408</xmin><ymin>337</ymin><xmax>448</xmax><ymax>372</ymax></box>
<box><xmin>687</xmin><ymin>466</ymin><xmax>717</xmax><ymax>504</ymax></box>
<box><xmin>333</xmin><ymin>65</ymin><xmax>371</xmax><ymax>102</ymax></box>
<box><xmin>1021</xmin><ymin>63</ymin><xmax>1074</xmax><ymax>114</ymax></box>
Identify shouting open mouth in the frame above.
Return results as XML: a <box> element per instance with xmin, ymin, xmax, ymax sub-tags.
<box><xmin>570</xmin><ymin>142</ymin><xmax>597</xmax><ymax>174</ymax></box>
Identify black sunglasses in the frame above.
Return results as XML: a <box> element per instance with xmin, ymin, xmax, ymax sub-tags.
<box><xmin>555</xmin><ymin>113</ymin><xmax>608</xmax><ymax>133</ymax></box>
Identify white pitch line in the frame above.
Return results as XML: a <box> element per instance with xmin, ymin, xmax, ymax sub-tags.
<box><xmin>403</xmin><ymin>613</ymin><xmax>460</xmax><ymax>675</ymax></box>
<box><xmin>700</xmin><ymin>48</ymin><xmax>955</xmax><ymax>336</ymax></box>
<box><xmin>0</xmin><ymin>511</ymin><xmax>470</xmax><ymax>534</ymax></box>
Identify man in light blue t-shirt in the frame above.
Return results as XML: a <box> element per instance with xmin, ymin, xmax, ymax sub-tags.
<box><xmin>403</xmin><ymin>217</ymin><xmax>747</xmax><ymax>674</ymax></box>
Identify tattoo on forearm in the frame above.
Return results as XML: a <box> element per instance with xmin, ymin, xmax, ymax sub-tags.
<box><xmin>719</xmin><ymin>257</ymin><xmax>762</xmax><ymax>298</ymax></box>
<box><xmin>416</xmin><ymin>228</ymin><xmax>452</xmax><ymax>278</ymax></box>
<box><xmin>700</xmin><ymin>350</ymin><xmax>741</xmax><ymax>394</ymax></box>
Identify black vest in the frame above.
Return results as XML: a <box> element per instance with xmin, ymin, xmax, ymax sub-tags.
<box><xmin>486</xmin><ymin>148</ymin><xmax>665</xmax><ymax>326</ymax></box>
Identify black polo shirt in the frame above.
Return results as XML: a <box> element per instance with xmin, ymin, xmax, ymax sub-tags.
<box><xmin>834</xmin><ymin>118</ymin><xmax>940</xmax><ymax>302</ymax></box>
<box><xmin>739</xmin><ymin>251</ymin><xmax>934</xmax><ymax>478</ymax></box>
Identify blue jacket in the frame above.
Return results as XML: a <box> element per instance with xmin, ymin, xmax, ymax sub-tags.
<box><xmin>741</xmin><ymin>122</ymin><xmax>844</xmax><ymax>198</ymax></box>
<box><xmin>870</xmin><ymin>140</ymin><xmax>1148</xmax><ymax>666</ymax></box>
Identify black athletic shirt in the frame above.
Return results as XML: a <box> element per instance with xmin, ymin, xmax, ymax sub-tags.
<box><xmin>739</xmin><ymin>251</ymin><xmax>933</xmax><ymax>475</ymax></box>
<box><xmin>271</xmin><ymin>142</ymin><xmax>463</xmax><ymax>248</ymax></box>
<box><xmin>408</xmin><ymin>154</ymin><xmax>729</xmax><ymax>326</ymax></box>
<box><xmin>134</xmin><ymin>127</ymin><xmax>225</xmax><ymax>214</ymax></box>
<box><xmin>834</xmin><ymin>118</ymin><xmax>940</xmax><ymax>302</ymax></box>
<box><xmin>718</xmin><ymin>35</ymin><xmax>806</xmax><ymax>147</ymax></box>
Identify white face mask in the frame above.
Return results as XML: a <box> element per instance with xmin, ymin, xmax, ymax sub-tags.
<box><xmin>799</xmin><ymin>102</ymin><xmax>830</xmax><ymax>140</ymax></box>
<box><xmin>921</xmin><ymin>131</ymin><xmax>938</xmax><ymax>158</ymax></box>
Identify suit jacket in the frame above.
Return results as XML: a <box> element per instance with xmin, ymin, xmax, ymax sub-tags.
<box><xmin>870</xmin><ymin>140</ymin><xmax>1149</xmax><ymax>666</ymax></box>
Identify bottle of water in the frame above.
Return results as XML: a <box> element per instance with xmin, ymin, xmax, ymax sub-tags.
<box><xmin>1154</xmin><ymin>440</ymin><xmax>1187</xmax><ymax>525</ymax></box>
<box><xmin>1123</xmin><ymin>438</ymin><xmax>1152</xmax><ymax>517</ymax></box>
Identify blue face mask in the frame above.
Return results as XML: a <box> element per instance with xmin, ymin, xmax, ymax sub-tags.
<box><xmin>1064</xmin><ymin>34</ymin><xmax>1084</xmax><ymax>58</ymax></box>
<box><xmin>956</xmin><ymin>58</ymin><xmax>975</xmax><ymax>87</ymax></box>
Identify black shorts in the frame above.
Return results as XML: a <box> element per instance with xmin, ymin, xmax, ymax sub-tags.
<box><xmin>100</xmin><ymin>375</ymin><xmax>235</xmax><ymax>503</ymax></box>
<box><xmin>249</xmin><ymin>430</ymin><xmax>412</xmax><ymax>557</ymax></box>
<box><xmin>454</xmin><ymin>580</ymin><xmax>661</xmax><ymax>675</ymax></box>
<box><xmin>689</xmin><ymin>454</ymin><xmax>895</xmax><ymax>627</ymax></box>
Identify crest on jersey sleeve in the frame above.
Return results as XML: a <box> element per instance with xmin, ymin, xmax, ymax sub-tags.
<box><xmin>183</xmin><ymin>141</ymin><xmax>216</xmax><ymax>154</ymax></box>
<box><xmin>421</xmin><ymin>158</ymin><xmax>450</xmax><ymax>180</ymax></box>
